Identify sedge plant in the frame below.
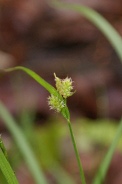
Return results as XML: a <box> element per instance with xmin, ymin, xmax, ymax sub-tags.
<box><xmin>50</xmin><ymin>1</ymin><xmax>122</xmax><ymax>184</ymax></box>
<box><xmin>2</xmin><ymin>66</ymin><xmax>86</xmax><ymax>184</ymax></box>
<box><xmin>1</xmin><ymin>66</ymin><xmax>122</xmax><ymax>184</ymax></box>
<box><xmin>0</xmin><ymin>2</ymin><xmax>122</xmax><ymax>184</ymax></box>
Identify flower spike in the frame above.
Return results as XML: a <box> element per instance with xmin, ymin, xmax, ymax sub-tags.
<box><xmin>48</xmin><ymin>94</ymin><xmax>65</xmax><ymax>112</ymax></box>
<box><xmin>54</xmin><ymin>73</ymin><xmax>74</xmax><ymax>99</ymax></box>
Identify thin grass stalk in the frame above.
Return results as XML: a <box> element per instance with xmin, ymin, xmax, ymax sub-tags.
<box><xmin>68</xmin><ymin>120</ymin><xmax>86</xmax><ymax>184</ymax></box>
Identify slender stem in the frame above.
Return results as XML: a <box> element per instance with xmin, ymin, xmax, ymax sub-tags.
<box><xmin>67</xmin><ymin>120</ymin><xmax>86</xmax><ymax>184</ymax></box>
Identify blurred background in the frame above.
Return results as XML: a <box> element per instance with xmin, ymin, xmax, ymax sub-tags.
<box><xmin>0</xmin><ymin>0</ymin><xmax>122</xmax><ymax>184</ymax></box>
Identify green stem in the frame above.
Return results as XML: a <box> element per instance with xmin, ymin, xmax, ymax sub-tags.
<box><xmin>67</xmin><ymin>120</ymin><xmax>86</xmax><ymax>184</ymax></box>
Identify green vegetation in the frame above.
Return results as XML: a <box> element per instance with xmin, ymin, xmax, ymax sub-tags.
<box><xmin>0</xmin><ymin>1</ymin><xmax>122</xmax><ymax>184</ymax></box>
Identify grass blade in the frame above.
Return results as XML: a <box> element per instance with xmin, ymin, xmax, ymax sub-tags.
<box><xmin>52</xmin><ymin>1</ymin><xmax>122</xmax><ymax>61</ymax></box>
<box><xmin>5</xmin><ymin>66</ymin><xmax>57</xmax><ymax>95</ymax></box>
<box><xmin>50</xmin><ymin>164</ymin><xmax>76</xmax><ymax>184</ymax></box>
<box><xmin>0</xmin><ymin>101</ymin><xmax>48</xmax><ymax>184</ymax></box>
<box><xmin>0</xmin><ymin>140</ymin><xmax>19</xmax><ymax>184</ymax></box>
<box><xmin>92</xmin><ymin>119</ymin><xmax>122</xmax><ymax>184</ymax></box>
<box><xmin>4</xmin><ymin>66</ymin><xmax>70</xmax><ymax>121</ymax></box>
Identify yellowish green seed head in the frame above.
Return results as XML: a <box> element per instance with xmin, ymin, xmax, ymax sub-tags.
<box><xmin>54</xmin><ymin>73</ymin><xmax>74</xmax><ymax>98</ymax></box>
<box><xmin>48</xmin><ymin>94</ymin><xmax>65</xmax><ymax>112</ymax></box>
<box><xmin>48</xmin><ymin>74</ymin><xmax>75</xmax><ymax>112</ymax></box>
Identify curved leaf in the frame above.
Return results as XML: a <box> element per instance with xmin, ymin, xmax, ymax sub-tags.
<box><xmin>0</xmin><ymin>148</ymin><xmax>18</xmax><ymax>184</ymax></box>
<box><xmin>0</xmin><ymin>102</ymin><xmax>48</xmax><ymax>184</ymax></box>
<box><xmin>5</xmin><ymin>66</ymin><xmax>57</xmax><ymax>95</ymax></box>
<box><xmin>52</xmin><ymin>1</ymin><xmax>122</xmax><ymax>61</ymax></box>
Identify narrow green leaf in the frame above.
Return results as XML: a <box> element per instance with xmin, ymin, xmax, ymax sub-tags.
<box><xmin>0</xmin><ymin>101</ymin><xmax>48</xmax><ymax>184</ymax></box>
<box><xmin>52</xmin><ymin>1</ymin><xmax>122</xmax><ymax>61</ymax></box>
<box><xmin>92</xmin><ymin>119</ymin><xmax>122</xmax><ymax>184</ymax></box>
<box><xmin>4</xmin><ymin>66</ymin><xmax>70</xmax><ymax>122</ymax></box>
<box><xmin>5</xmin><ymin>66</ymin><xmax>57</xmax><ymax>95</ymax></box>
<box><xmin>0</xmin><ymin>136</ymin><xmax>8</xmax><ymax>158</ymax></box>
<box><xmin>0</xmin><ymin>147</ymin><xmax>18</xmax><ymax>184</ymax></box>
<box><xmin>50</xmin><ymin>164</ymin><xmax>76</xmax><ymax>184</ymax></box>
